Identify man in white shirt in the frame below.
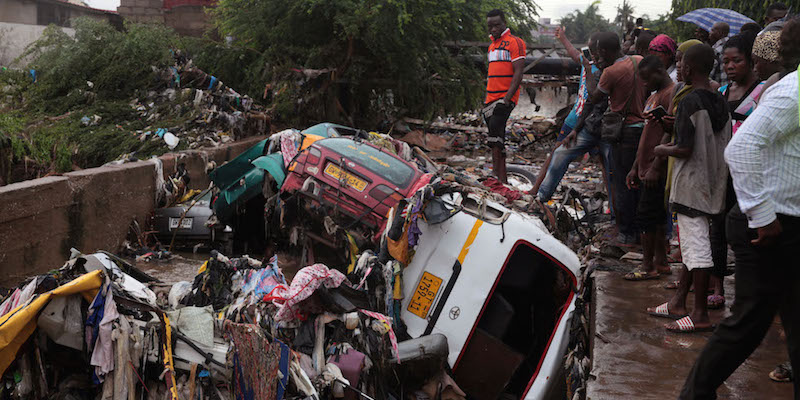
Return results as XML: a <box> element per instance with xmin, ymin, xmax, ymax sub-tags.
<box><xmin>680</xmin><ymin>18</ymin><xmax>800</xmax><ymax>399</ymax></box>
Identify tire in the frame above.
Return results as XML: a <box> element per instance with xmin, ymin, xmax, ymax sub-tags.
<box><xmin>506</xmin><ymin>165</ymin><xmax>537</xmax><ymax>193</ymax></box>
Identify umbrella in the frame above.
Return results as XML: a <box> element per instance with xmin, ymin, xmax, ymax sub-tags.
<box><xmin>677</xmin><ymin>8</ymin><xmax>756</xmax><ymax>35</ymax></box>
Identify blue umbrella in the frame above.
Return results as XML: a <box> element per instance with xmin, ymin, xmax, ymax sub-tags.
<box><xmin>677</xmin><ymin>8</ymin><xmax>756</xmax><ymax>35</ymax></box>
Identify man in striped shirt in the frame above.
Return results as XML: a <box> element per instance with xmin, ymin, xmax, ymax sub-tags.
<box><xmin>680</xmin><ymin>18</ymin><xmax>800</xmax><ymax>399</ymax></box>
<box><xmin>483</xmin><ymin>9</ymin><xmax>526</xmax><ymax>183</ymax></box>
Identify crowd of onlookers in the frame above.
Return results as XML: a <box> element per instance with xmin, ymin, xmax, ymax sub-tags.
<box><xmin>482</xmin><ymin>3</ymin><xmax>799</xmax><ymax>398</ymax></box>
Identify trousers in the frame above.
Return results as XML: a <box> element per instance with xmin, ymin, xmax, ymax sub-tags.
<box><xmin>610</xmin><ymin>126</ymin><xmax>642</xmax><ymax>237</ymax></box>
<box><xmin>536</xmin><ymin>128</ymin><xmax>613</xmax><ymax>203</ymax></box>
<box><xmin>680</xmin><ymin>205</ymin><xmax>800</xmax><ymax>399</ymax></box>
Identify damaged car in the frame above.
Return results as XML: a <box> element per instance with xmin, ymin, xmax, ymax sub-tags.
<box><xmin>396</xmin><ymin>193</ymin><xmax>580</xmax><ymax>399</ymax></box>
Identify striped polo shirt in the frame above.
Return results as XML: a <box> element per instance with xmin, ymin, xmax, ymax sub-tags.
<box><xmin>486</xmin><ymin>28</ymin><xmax>526</xmax><ymax>105</ymax></box>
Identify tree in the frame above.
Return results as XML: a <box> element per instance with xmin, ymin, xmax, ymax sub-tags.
<box><xmin>559</xmin><ymin>2</ymin><xmax>614</xmax><ymax>43</ymax></box>
<box><xmin>206</xmin><ymin>0</ymin><xmax>539</xmax><ymax>126</ymax></box>
<box><xmin>669</xmin><ymin>0</ymin><xmax>800</xmax><ymax>41</ymax></box>
<box><xmin>614</xmin><ymin>0</ymin><xmax>635</xmax><ymax>31</ymax></box>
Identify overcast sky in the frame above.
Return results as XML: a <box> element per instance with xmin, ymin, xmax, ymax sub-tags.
<box><xmin>85</xmin><ymin>0</ymin><xmax>672</xmax><ymax>22</ymax></box>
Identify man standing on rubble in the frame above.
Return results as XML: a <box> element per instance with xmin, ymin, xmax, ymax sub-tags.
<box><xmin>589</xmin><ymin>32</ymin><xmax>647</xmax><ymax>245</ymax></box>
<box><xmin>483</xmin><ymin>9</ymin><xmax>526</xmax><ymax>183</ymax></box>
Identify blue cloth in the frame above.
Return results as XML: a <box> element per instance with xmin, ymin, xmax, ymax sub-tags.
<box><xmin>537</xmin><ymin>128</ymin><xmax>614</xmax><ymax>207</ymax></box>
<box><xmin>277</xmin><ymin>341</ymin><xmax>290</xmax><ymax>400</ymax></box>
<box><xmin>564</xmin><ymin>56</ymin><xmax>600</xmax><ymax>128</ymax></box>
<box><xmin>240</xmin><ymin>255</ymin><xmax>285</xmax><ymax>299</ymax></box>
<box><xmin>85</xmin><ymin>283</ymin><xmax>109</xmax><ymax>385</ymax></box>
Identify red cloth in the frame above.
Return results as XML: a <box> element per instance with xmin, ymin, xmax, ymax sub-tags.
<box><xmin>162</xmin><ymin>0</ymin><xmax>216</xmax><ymax>10</ymax></box>
<box><xmin>483</xmin><ymin>177</ymin><xmax>524</xmax><ymax>202</ymax></box>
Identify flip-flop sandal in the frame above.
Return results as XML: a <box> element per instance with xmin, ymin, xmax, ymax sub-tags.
<box><xmin>663</xmin><ymin>281</ymin><xmax>680</xmax><ymax>290</ymax></box>
<box><xmin>707</xmin><ymin>294</ymin><xmax>725</xmax><ymax>310</ymax></box>
<box><xmin>665</xmin><ymin>316</ymin><xmax>715</xmax><ymax>333</ymax></box>
<box><xmin>769</xmin><ymin>362</ymin><xmax>793</xmax><ymax>382</ymax></box>
<box><xmin>624</xmin><ymin>271</ymin><xmax>660</xmax><ymax>281</ymax></box>
<box><xmin>647</xmin><ymin>302</ymin><xmax>687</xmax><ymax>320</ymax></box>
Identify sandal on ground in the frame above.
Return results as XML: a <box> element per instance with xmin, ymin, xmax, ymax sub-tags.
<box><xmin>663</xmin><ymin>281</ymin><xmax>680</xmax><ymax>290</ymax></box>
<box><xmin>624</xmin><ymin>271</ymin><xmax>660</xmax><ymax>281</ymax></box>
<box><xmin>665</xmin><ymin>316</ymin><xmax>715</xmax><ymax>333</ymax></box>
<box><xmin>647</xmin><ymin>302</ymin><xmax>687</xmax><ymax>320</ymax></box>
<box><xmin>707</xmin><ymin>294</ymin><xmax>725</xmax><ymax>310</ymax></box>
<box><xmin>770</xmin><ymin>362</ymin><xmax>793</xmax><ymax>382</ymax></box>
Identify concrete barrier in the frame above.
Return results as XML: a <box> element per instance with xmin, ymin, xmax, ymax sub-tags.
<box><xmin>0</xmin><ymin>135</ymin><xmax>267</xmax><ymax>286</ymax></box>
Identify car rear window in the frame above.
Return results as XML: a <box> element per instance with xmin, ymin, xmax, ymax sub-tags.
<box><xmin>316</xmin><ymin>138</ymin><xmax>416</xmax><ymax>188</ymax></box>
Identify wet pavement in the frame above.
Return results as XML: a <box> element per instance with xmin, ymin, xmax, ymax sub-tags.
<box><xmin>588</xmin><ymin>268</ymin><xmax>793</xmax><ymax>399</ymax></box>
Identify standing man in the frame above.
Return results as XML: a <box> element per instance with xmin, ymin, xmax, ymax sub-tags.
<box><xmin>680</xmin><ymin>17</ymin><xmax>800</xmax><ymax>399</ymax></box>
<box><xmin>623</xmin><ymin>55</ymin><xmax>676</xmax><ymax>281</ymax></box>
<box><xmin>590</xmin><ymin>32</ymin><xmax>647</xmax><ymax>245</ymax></box>
<box><xmin>764</xmin><ymin>2</ymin><xmax>789</xmax><ymax>26</ymax></box>
<box><xmin>484</xmin><ymin>9</ymin><xmax>526</xmax><ymax>183</ymax></box>
<box><xmin>534</xmin><ymin>34</ymin><xmax>613</xmax><ymax>204</ymax></box>
<box><xmin>709</xmin><ymin>22</ymin><xmax>730</xmax><ymax>87</ymax></box>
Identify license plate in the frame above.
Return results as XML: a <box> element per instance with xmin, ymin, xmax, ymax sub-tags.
<box><xmin>324</xmin><ymin>163</ymin><xmax>368</xmax><ymax>192</ymax></box>
<box><xmin>407</xmin><ymin>272</ymin><xmax>443</xmax><ymax>319</ymax></box>
<box><xmin>169</xmin><ymin>217</ymin><xmax>193</xmax><ymax>229</ymax></box>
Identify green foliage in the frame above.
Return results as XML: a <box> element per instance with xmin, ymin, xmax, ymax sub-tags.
<box><xmin>21</xmin><ymin>18</ymin><xmax>179</xmax><ymax>113</ymax></box>
<box><xmin>560</xmin><ymin>1</ymin><xmax>614</xmax><ymax>43</ymax></box>
<box><xmin>207</xmin><ymin>0</ymin><xmax>539</xmax><ymax>125</ymax></box>
<box><xmin>667</xmin><ymin>0</ymin><xmax>800</xmax><ymax>41</ymax></box>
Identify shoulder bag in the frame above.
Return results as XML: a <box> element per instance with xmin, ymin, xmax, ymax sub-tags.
<box><xmin>601</xmin><ymin>57</ymin><xmax>638</xmax><ymax>143</ymax></box>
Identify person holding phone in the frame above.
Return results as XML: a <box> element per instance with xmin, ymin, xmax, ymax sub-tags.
<box><xmin>532</xmin><ymin>27</ymin><xmax>607</xmax><ymax>203</ymax></box>
<box><xmin>623</xmin><ymin>55</ymin><xmax>676</xmax><ymax>281</ymax></box>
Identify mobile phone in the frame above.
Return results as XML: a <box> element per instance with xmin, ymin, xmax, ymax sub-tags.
<box><xmin>650</xmin><ymin>105</ymin><xmax>667</xmax><ymax>120</ymax></box>
<box><xmin>581</xmin><ymin>47</ymin><xmax>592</xmax><ymax>61</ymax></box>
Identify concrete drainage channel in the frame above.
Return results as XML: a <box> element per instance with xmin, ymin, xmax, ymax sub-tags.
<box><xmin>0</xmin><ymin>135</ymin><xmax>267</xmax><ymax>287</ymax></box>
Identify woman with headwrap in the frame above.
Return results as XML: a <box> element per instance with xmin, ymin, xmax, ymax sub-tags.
<box><xmin>753</xmin><ymin>31</ymin><xmax>785</xmax><ymax>86</ymax></box>
<box><xmin>649</xmin><ymin>34</ymin><xmax>678</xmax><ymax>82</ymax></box>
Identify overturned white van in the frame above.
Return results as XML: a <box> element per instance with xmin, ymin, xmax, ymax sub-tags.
<box><xmin>400</xmin><ymin>193</ymin><xmax>581</xmax><ymax>399</ymax></box>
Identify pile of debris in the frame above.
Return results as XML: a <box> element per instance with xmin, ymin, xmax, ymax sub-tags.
<box><xmin>395</xmin><ymin>115</ymin><xmax>559</xmax><ymax>157</ymax></box>
<box><xmin>2</xmin><ymin>118</ymin><xmax>607</xmax><ymax>399</ymax></box>
<box><xmin>127</xmin><ymin>51</ymin><xmax>270</xmax><ymax>152</ymax></box>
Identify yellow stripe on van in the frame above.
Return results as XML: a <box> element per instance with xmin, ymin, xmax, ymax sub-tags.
<box><xmin>457</xmin><ymin>220</ymin><xmax>483</xmax><ymax>264</ymax></box>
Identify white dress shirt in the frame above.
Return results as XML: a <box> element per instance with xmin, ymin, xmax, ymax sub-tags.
<box><xmin>725</xmin><ymin>71</ymin><xmax>800</xmax><ymax>228</ymax></box>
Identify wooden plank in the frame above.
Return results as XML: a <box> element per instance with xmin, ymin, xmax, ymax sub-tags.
<box><xmin>522</xmin><ymin>48</ymin><xmax>557</xmax><ymax>74</ymax></box>
<box><xmin>403</xmin><ymin>117</ymin><xmax>488</xmax><ymax>133</ymax></box>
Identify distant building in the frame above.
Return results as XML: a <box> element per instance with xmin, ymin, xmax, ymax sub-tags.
<box><xmin>531</xmin><ymin>17</ymin><xmax>558</xmax><ymax>45</ymax></box>
<box><xmin>0</xmin><ymin>0</ymin><xmax>120</xmax><ymax>27</ymax></box>
<box><xmin>117</xmin><ymin>0</ymin><xmax>215</xmax><ymax>37</ymax></box>
<box><xmin>0</xmin><ymin>0</ymin><xmax>121</xmax><ymax>66</ymax></box>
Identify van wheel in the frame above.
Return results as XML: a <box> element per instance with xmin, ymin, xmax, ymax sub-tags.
<box><xmin>506</xmin><ymin>166</ymin><xmax>537</xmax><ymax>193</ymax></box>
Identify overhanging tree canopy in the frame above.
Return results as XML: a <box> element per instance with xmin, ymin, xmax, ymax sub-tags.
<box><xmin>208</xmin><ymin>0</ymin><xmax>538</xmax><ymax>126</ymax></box>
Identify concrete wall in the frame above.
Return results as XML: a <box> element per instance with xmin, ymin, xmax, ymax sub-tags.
<box><xmin>0</xmin><ymin>136</ymin><xmax>267</xmax><ymax>287</ymax></box>
<box><xmin>117</xmin><ymin>0</ymin><xmax>165</xmax><ymax>24</ymax></box>
<box><xmin>0</xmin><ymin>22</ymin><xmax>75</xmax><ymax>66</ymax></box>
<box><xmin>118</xmin><ymin>0</ymin><xmax>210</xmax><ymax>37</ymax></box>
<box><xmin>163</xmin><ymin>5</ymin><xmax>209</xmax><ymax>37</ymax></box>
<box><xmin>511</xmin><ymin>83</ymin><xmax>576</xmax><ymax>120</ymax></box>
